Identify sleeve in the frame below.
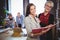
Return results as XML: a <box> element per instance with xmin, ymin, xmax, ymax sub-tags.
<box><xmin>38</xmin><ymin>14</ymin><xmax>41</xmax><ymax>18</ymax></box>
<box><xmin>51</xmin><ymin>14</ymin><xmax>54</xmax><ymax>24</ymax></box>
<box><xmin>24</xmin><ymin>18</ymin><xmax>32</xmax><ymax>34</ymax></box>
<box><xmin>11</xmin><ymin>17</ymin><xmax>15</xmax><ymax>23</ymax></box>
<box><xmin>49</xmin><ymin>14</ymin><xmax>54</xmax><ymax>24</ymax></box>
<box><xmin>38</xmin><ymin>14</ymin><xmax>41</xmax><ymax>22</ymax></box>
<box><xmin>21</xmin><ymin>15</ymin><xmax>24</xmax><ymax>27</ymax></box>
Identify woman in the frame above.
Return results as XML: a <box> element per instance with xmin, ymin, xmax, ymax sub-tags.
<box><xmin>38</xmin><ymin>1</ymin><xmax>54</xmax><ymax>40</ymax></box>
<box><xmin>24</xmin><ymin>3</ymin><xmax>55</xmax><ymax>40</ymax></box>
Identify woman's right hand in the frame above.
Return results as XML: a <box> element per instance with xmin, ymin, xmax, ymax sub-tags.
<box><xmin>29</xmin><ymin>31</ymin><xmax>42</xmax><ymax>37</ymax></box>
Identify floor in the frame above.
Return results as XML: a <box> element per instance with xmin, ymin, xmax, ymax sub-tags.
<box><xmin>0</xmin><ymin>28</ymin><xmax>27</xmax><ymax>40</ymax></box>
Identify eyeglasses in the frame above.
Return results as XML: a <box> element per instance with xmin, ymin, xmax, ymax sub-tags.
<box><xmin>45</xmin><ymin>5</ymin><xmax>53</xmax><ymax>8</ymax></box>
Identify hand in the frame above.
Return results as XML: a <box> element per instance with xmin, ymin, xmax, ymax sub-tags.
<box><xmin>42</xmin><ymin>28</ymin><xmax>50</xmax><ymax>34</ymax></box>
<box><xmin>29</xmin><ymin>33</ymin><xmax>34</xmax><ymax>37</ymax></box>
<box><xmin>46</xmin><ymin>24</ymin><xmax>55</xmax><ymax>28</ymax></box>
<box><xmin>31</xmin><ymin>33</ymin><xmax>34</xmax><ymax>37</ymax></box>
<box><xmin>30</xmin><ymin>32</ymin><xmax>42</xmax><ymax>37</ymax></box>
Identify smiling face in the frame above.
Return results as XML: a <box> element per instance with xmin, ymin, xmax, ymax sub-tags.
<box><xmin>30</xmin><ymin>5</ymin><xmax>36</xmax><ymax>17</ymax></box>
<box><xmin>44</xmin><ymin>1</ymin><xmax>54</xmax><ymax>13</ymax></box>
<box><xmin>45</xmin><ymin>3</ymin><xmax>53</xmax><ymax>12</ymax></box>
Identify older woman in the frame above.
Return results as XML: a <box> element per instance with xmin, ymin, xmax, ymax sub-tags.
<box><xmin>24</xmin><ymin>3</ymin><xmax>55</xmax><ymax>40</ymax></box>
<box><xmin>38</xmin><ymin>1</ymin><xmax>54</xmax><ymax>40</ymax></box>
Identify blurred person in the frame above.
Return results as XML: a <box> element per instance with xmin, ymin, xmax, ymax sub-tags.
<box><xmin>38</xmin><ymin>1</ymin><xmax>54</xmax><ymax>40</ymax></box>
<box><xmin>16</xmin><ymin>12</ymin><xmax>24</xmax><ymax>28</ymax></box>
<box><xmin>24</xmin><ymin>3</ymin><xmax>55</xmax><ymax>40</ymax></box>
<box><xmin>5</xmin><ymin>14</ymin><xmax>15</xmax><ymax>28</ymax></box>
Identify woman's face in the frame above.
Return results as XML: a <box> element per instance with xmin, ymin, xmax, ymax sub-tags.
<box><xmin>44</xmin><ymin>3</ymin><xmax>53</xmax><ymax>12</ymax></box>
<box><xmin>30</xmin><ymin>5</ymin><xmax>36</xmax><ymax>16</ymax></box>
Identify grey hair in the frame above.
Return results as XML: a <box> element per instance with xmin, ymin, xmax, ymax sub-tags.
<box><xmin>45</xmin><ymin>1</ymin><xmax>54</xmax><ymax>7</ymax></box>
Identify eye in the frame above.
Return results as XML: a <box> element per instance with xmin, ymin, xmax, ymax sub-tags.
<box><xmin>46</xmin><ymin>5</ymin><xmax>52</xmax><ymax>8</ymax></box>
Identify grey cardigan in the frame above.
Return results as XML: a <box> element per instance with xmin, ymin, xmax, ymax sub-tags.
<box><xmin>24</xmin><ymin>15</ymin><xmax>40</xmax><ymax>40</ymax></box>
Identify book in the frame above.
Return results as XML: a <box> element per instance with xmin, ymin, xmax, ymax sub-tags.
<box><xmin>32</xmin><ymin>28</ymin><xmax>42</xmax><ymax>34</ymax></box>
<box><xmin>41</xmin><ymin>27</ymin><xmax>48</xmax><ymax>31</ymax></box>
<box><xmin>32</xmin><ymin>24</ymin><xmax>56</xmax><ymax>34</ymax></box>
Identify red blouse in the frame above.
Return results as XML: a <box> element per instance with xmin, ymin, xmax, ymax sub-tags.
<box><xmin>39</xmin><ymin>13</ymin><xmax>50</xmax><ymax>25</ymax></box>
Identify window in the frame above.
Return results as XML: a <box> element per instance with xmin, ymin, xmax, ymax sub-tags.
<box><xmin>8</xmin><ymin>0</ymin><xmax>23</xmax><ymax>20</ymax></box>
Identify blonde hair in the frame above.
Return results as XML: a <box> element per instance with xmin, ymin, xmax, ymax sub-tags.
<box><xmin>45</xmin><ymin>1</ymin><xmax>54</xmax><ymax>7</ymax></box>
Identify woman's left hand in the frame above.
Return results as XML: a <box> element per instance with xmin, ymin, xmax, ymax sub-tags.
<box><xmin>48</xmin><ymin>24</ymin><xmax>55</xmax><ymax>28</ymax></box>
<box><xmin>46</xmin><ymin>24</ymin><xmax>55</xmax><ymax>28</ymax></box>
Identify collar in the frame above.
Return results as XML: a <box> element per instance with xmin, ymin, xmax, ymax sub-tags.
<box><xmin>29</xmin><ymin>15</ymin><xmax>36</xmax><ymax>19</ymax></box>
